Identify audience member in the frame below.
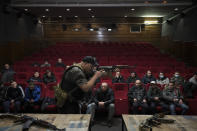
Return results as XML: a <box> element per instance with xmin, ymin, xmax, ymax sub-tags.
<box><xmin>0</xmin><ymin>64</ymin><xmax>15</xmax><ymax>83</ymax></box>
<box><xmin>24</xmin><ymin>82</ymin><xmax>41</xmax><ymax>112</ymax></box>
<box><xmin>43</xmin><ymin>70</ymin><xmax>56</xmax><ymax>84</ymax></box>
<box><xmin>40</xmin><ymin>60</ymin><xmax>51</xmax><ymax>68</ymax></box>
<box><xmin>93</xmin><ymin>82</ymin><xmax>115</xmax><ymax>127</ymax></box>
<box><xmin>184</xmin><ymin>73</ymin><xmax>197</xmax><ymax>98</ymax></box>
<box><xmin>142</xmin><ymin>70</ymin><xmax>156</xmax><ymax>84</ymax></box>
<box><xmin>147</xmin><ymin>81</ymin><xmax>168</xmax><ymax>114</ymax></box>
<box><xmin>55</xmin><ymin>58</ymin><xmax>66</xmax><ymax>68</ymax></box>
<box><xmin>3</xmin><ymin>81</ymin><xmax>24</xmax><ymax>113</ymax></box>
<box><xmin>128</xmin><ymin>80</ymin><xmax>148</xmax><ymax>114</ymax></box>
<box><xmin>162</xmin><ymin>81</ymin><xmax>189</xmax><ymax>115</ymax></box>
<box><xmin>112</xmin><ymin>71</ymin><xmax>125</xmax><ymax>83</ymax></box>
<box><xmin>27</xmin><ymin>72</ymin><xmax>42</xmax><ymax>83</ymax></box>
<box><xmin>170</xmin><ymin>72</ymin><xmax>185</xmax><ymax>85</ymax></box>
<box><xmin>156</xmin><ymin>72</ymin><xmax>169</xmax><ymax>85</ymax></box>
<box><xmin>127</xmin><ymin>72</ymin><xmax>140</xmax><ymax>84</ymax></box>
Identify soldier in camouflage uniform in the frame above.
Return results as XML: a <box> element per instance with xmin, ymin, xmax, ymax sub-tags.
<box><xmin>58</xmin><ymin>56</ymin><xmax>104</xmax><ymax>114</ymax></box>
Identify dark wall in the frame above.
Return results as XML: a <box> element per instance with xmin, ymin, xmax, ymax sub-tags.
<box><xmin>0</xmin><ymin>6</ymin><xmax>42</xmax><ymax>43</ymax></box>
<box><xmin>162</xmin><ymin>8</ymin><xmax>197</xmax><ymax>41</ymax></box>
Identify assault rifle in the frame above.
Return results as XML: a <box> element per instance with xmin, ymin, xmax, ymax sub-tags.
<box><xmin>98</xmin><ymin>65</ymin><xmax>133</xmax><ymax>72</ymax></box>
<box><xmin>139</xmin><ymin>112</ymin><xmax>175</xmax><ymax>131</ymax></box>
<box><xmin>0</xmin><ymin>114</ymin><xmax>65</xmax><ymax>131</ymax></box>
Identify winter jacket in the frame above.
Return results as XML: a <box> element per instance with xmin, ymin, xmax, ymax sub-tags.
<box><xmin>112</xmin><ymin>76</ymin><xmax>125</xmax><ymax>83</ymax></box>
<box><xmin>25</xmin><ymin>85</ymin><xmax>41</xmax><ymax>102</ymax></box>
<box><xmin>94</xmin><ymin>88</ymin><xmax>114</xmax><ymax>107</ymax></box>
<box><xmin>142</xmin><ymin>75</ymin><xmax>156</xmax><ymax>84</ymax></box>
<box><xmin>147</xmin><ymin>86</ymin><xmax>162</xmax><ymax>101</ymax></box>
<box><xmin>162</xmin><ymin>87</ymin><xmax>184</xmax><ymax>103</ymax></box>
<box><xmin>128</xmin><ymin>85</ymin><xmax>147</xmax><ymax>102</ymax></box>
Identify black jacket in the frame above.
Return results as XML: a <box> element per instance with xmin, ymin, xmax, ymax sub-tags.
<box><xmin>94</xmin><ymin>88</ymin><xmax>114</xmax><ymax>107</ymax></box>
<box><xmin>5</xmin><ymin>87</ymin><xmax>23</xmax><ymax>101</ymax></box>
<box><xmin>43</xmin><ymin>73</ymin><xmax>56</xmax><ymax>84</ymax></box>
<box><xmin>112</xmin><ymin>76</ymin><xmax>125</xmax><ymax>83</ymax></box>
<box><xmin>55</xmin><ymin>62</ymin><xmax>66</xmax><ymax>68</ymax></box>
<box><xmin>27</xmin><ymin>76</ymin><xmax>42</xmax><ymax>83</ymax></box>
<box><xmin>128</xmin><ymin>85</ymin><xmax>147</xmax><ymax>103</ymax></box>
<box><xmin>147</xmin><ymin>86</ymin><xmax>162</xmax><ymax>101</ymax></box>
<box><xmin>142</xmin><ymin>75</ymin><xmax>156</xmax><ymax>84</ymax></box>
<box><xmin>127</xmin><ymin>76</ymin><xmax>140</xmax><ymax>84</ymax></box>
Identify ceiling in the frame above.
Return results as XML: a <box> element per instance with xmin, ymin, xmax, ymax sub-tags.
<box><xmin>8</xmin><ymin>0</ymin><xmax>195</xmax><ymax>21</ymax></box>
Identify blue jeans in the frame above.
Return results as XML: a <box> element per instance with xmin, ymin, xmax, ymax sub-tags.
<box><xmin>86</xmin><ymin>103</ymin><xmax>115</xmax><ymax>122</ymax></box>
<box><xmin>3</xmin><ymin>100</ymin><xmax>21</xmax><ymax>113</ymax></box>
<box><xmin>169</xmin><ymin>102</ymin><xmax>189</xmax><ymax>115</ymax></box>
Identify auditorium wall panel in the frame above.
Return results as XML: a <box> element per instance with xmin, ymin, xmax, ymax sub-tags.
<box><xmin>0</xmin><ymin>40</ymin><xmax>52</xmax><ymax>67</ymax></box>
<box><xmin>43</xmin><ymin>18</ymin><xmax>162</xmax><ymax>43</ymax></box>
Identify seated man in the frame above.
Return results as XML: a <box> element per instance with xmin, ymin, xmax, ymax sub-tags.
<box><xmin>24</xmin><ymin>82</ymin><xmax>41</xmax><ymax>112</ymax></box>
<box><xmin>40</xmin><ymin>60</ymin><xmax>51</xmax><ymax>68</ymax></box>
<box><xmin>27</xmin><ymin>72</ymin><xmax>42</xmax><ymax>83</ymax></box>
<box><xmin>43</xmin><ymin>70</ymin><xmax>56</xmax><ymax>84</ymax></box>
<box><xmin>147</xmin><ymin>81</ymin><xmax>168</xmax><ymax>114</ymax></box>
<box><xmin>55</xmin><ymin>58</ymin><xmax>66</xmax><ymax>68</ymax></box>
<box><xmin>156</xmin><ymin>72</ymin><xmax>169</xmax><ymax>85</ymax></box>
<box><xmin>112</xmin><ymin>71</ymin><xmax>125</xmax><ymax>83</ymax></box>
<box><xmin>142</xmin><ymin>70</ymin><xmax>156</xmax><ymax>84</ymax></box>
<box><xmin>3</xmin><ymin>81</ymin><xmax>24</xmax><ymax>113</ymax></box>
<box><xmin>170</xmin><ymin>72</ymin><xmax>185</xmax><ymax>85</ymax></box>
<box><xmin>128</xmin><ymin>80</ymin><xmax>148</xmax><ymax>114</ymax></box>
<box><xmin>189</xmin><ymin>72</ymin><xmax>197</xmax><ymax>86</ymax></box>
<box><xmin>127</xmin><ymin>72</ymin><xmax>140</xmax><ymax>84</ymax></box>
<box><xmin>184</xmin><ymin>73</ymin><xmax>197</xmax><ymax>98</ymax></box>
<box><xmin>162</xmin><ymin>81</ymin><xmax>189</xmax><ymax>115</ymax></box>
<box><xmin>0</xmin><ymin>64</ymin><xmax>15</xmax><ymax>83</ymax></box>
<box><xmin>93</xmin><ymin>82</ymin><xmax>115</xmax><ymax>127</ymax></box>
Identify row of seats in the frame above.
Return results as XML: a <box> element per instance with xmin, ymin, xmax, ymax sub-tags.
<box><xmin>9</xmin><ymin>42</ymin><xmax>197</xmax><ymax>115</ymax></box>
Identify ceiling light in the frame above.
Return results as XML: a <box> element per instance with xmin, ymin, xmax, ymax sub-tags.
<box><xmin>108</xmin><ymin>29</ymin><xmax>112</xmax><ymax>31</ymax></box>
<box><xmin>45</xmin><ymin>9</ymin><xmax>49</xmax><ymax>12</ymax></box>
<box><xmin>90</xmin><ymin>28</ymin><xmax>94</xmax><ymax>31</ymax></box>
<box><xmin>131</xmin><ymin>8</ymin><xmax>135</xmax><ymax>11</ymax></box>
<box><xmin>75</xmin><ymin>16</ymin><xmax>78</xmax><ymax>18</ymax></box>
<box><xmin>74</xmin><ymin>28</ymin><xmax>79</xmax><ymax>31</ymax></box>
<box><xmin>24</xmin><ymin>9</ymin><xmax>28</xmax><ymax>11</ymax></box>
<box><xmin>91</xmin><ymin>15</ymin><xmax>95</xmax><ymax>18</ymax></box>
<box><xmin>42</xmin><ymin>16</ymin><xmax>46</xmax><ymax>18</ymax></box>
<box><xmin>144</xmin><ymin>20</ymin><xmax>158</xmax><ymax>25</ymax></box>
<box><xmin>124</xmin><ymin>15</ymin><xmax>128</xmax><ymax>18</ymax></box>
<box><xmin>174</xmin><ymin>8</ymin><xmax>179</xmax><ymax>11</ymax></box>
<box><xmin>59</xmin><ymin>16</ymin><xmax>62</xmax><ymax>18</ymax></box>
<box><xmin>88</xmin><ymin>8</ymin><xmax>92</xmax><ymax>11</ymax></box>
<box><xmin>66</xmin><ymin>8</ymin><xmax>70</xmax><ymax>11</ymax></box>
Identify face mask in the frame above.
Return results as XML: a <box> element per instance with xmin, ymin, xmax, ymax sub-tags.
<box><xmin>175</xmin><ymin>74</ymin><xmax>179</xmax><ymax>77</ymax></box>
<box><xmin>159</xmin><ymin>75</ymin><xmax>164</xmax><ymax>78</ymax></box>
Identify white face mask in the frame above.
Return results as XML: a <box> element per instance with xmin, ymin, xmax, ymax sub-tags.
<box><xmin>175</xmin><ymin>74</ymin><xmax>179</xmax><ymax>77</ymax></box>
<box><xmin>159</xmin><ymin>75</ymin><xmax>164</xmax><ymax>78</ymax></box>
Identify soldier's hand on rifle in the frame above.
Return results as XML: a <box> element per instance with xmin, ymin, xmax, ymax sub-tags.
<box><xmin>173</xmin><ymin>98</ymin><xmax>178</xmax><ymax>102</ymax></box>
<box><xmin>179</xmin><ymin>99</ymin><xmax>183</xmax><ymax>104</ymax></box>
<box><xmin>95</xmin><ymin>70</ymin><xmax>105</xmax><ymax>78</ymax></box>
<box><xmin>11</xmin><ymin>100</ymin><xmax>14</xmax><ymax>103</ymax></box>
<box><xmin>30</xmin><ymin>99</ymin><xmax>34</xmax><ymax>103</ymax></box>
<box><xmin>143</xmin><ymin>99</ymin><xmax>147</xmax><ymax>103</ymax></box>
<box><xmin>134</xmin><ymin>98</ymin><xmax>137</xmax><ymax>102</ymax></box>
